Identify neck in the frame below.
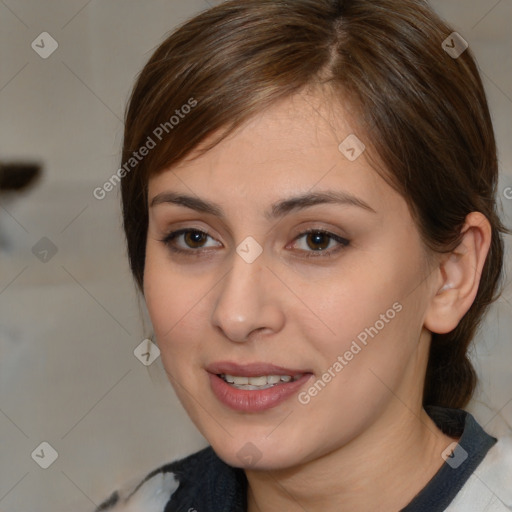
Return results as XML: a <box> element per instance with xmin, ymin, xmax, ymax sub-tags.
<box><xmin>246</xmin><ymin>405</ymin><xmax>457</xmax><ymax>512</ymax></box>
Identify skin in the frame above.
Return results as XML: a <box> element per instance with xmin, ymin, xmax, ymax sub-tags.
<box><xmin>143</xmin><ymin>90</ymin><xmax>492</xmax><ymax>511</ymax></box>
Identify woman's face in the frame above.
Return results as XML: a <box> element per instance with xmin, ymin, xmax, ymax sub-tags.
<box><xmin>144</xmin><ymin>92</ymin><xmax>439</xmax><ymax>470</ymax></box>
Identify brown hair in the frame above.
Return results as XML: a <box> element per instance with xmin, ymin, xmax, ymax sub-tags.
<box><xmin>120</xmin><ymin>0</ymin><xmax>508</xmax><ymax>409</ymax></box>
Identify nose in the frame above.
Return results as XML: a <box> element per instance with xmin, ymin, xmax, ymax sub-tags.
<box><xmin>211</xmin><ymin>251</ymin><xmax>285</xmax><ymax>343</ymax></box>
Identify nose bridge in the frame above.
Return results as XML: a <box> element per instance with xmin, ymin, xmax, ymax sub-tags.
<box><xmin>211</xmin><ymin>250</ymin><xmax>283</xmax><ymax>342</ymax></box>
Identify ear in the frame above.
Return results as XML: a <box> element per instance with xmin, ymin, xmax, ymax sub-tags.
<box><xmin>424</xmin><ymin>212</ymin><xmax>492</xmax><ymax>335</ymax></box>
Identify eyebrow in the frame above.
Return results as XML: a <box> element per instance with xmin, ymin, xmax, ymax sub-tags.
<box><xmin>150</xmin><ymin>190</ymin><xmax>376</xmax><ymax>218</ymax></box>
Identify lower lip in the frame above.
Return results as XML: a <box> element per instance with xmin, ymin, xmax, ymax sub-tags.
<box><xmin>208</xmin><ymin>373</ymin><xmax>312</xmax><ymax>412</ymax></box>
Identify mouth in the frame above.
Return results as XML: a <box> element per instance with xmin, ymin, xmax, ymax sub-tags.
<box><xmin>206</xmin><ymin>362</ymin><xmax>313</xmax><ymax>412</ymax></box>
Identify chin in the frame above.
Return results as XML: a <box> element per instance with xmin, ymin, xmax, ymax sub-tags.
<box><xmin>206</xmin><ymin>431</ymin><xmax>312</xmax><ymax>472</ymax></box>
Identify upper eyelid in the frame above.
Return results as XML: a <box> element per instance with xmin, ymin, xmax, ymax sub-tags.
<box><xmin>158</xmin><ymin>217</ymin><xmax>349</xmax><ymax>238</ymax></box>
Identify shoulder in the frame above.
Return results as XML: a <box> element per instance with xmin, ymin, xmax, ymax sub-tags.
<box><xmin>94</xmin><ymin>447</ymin><xmax>215</xmax><ymax>512</ymax></box>
<box><xmin>446</xmin><ymin>432</ymin><xmax>512</xmax><ymax>511</ymax></box>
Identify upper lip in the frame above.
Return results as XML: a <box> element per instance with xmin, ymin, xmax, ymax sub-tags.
<box><xmin>206</xmin><ymin>361</ymin><xmax>311</xmax><ymax>377</ymax></box>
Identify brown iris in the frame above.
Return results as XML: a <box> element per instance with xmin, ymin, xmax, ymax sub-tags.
<box><xmin>305</xmin><ymin>232</ymin><xmax>330</xmax><ymax>251</ymax></box>
<box><xmin>184</xmin><ymin>230</ymin><xmax>208</xmax><ymax>248</ymax></box>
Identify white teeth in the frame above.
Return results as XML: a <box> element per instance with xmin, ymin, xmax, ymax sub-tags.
<box><xmin>248</xmin><ymin>376</ymin><xmax>267</xmax><ymax>386</ymax></box>
<box><xmin>231</xmin><ymin>376</ymin><xmax>249</xmax><ymax>385</ymax></box>
<box><xmin>220</xmin><ymin>374</ymin><xmax>302</xmax><ymax>389</ymax></box>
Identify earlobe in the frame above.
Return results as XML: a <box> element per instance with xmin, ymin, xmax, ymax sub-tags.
<box><xmin>424</xmin><ymin>212</ymin><xmax>492</xmax><ymax>335</ymax></box>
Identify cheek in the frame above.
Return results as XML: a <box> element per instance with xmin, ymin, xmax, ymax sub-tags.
<box><xmin>296</xmin><ymin>242</ymin><xmax>427</xmax><ymax>377</ymax></box>
<box><xmin>298</xmin><ymin>256</ymin><xmax>406</xmax><ymax>339</ymax></box>
<box><xmin>143</xmin><ymin>242</ymin><xmax>219</xmax><ymax>374</ymax></box>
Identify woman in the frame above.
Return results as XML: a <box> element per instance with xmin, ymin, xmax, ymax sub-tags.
<box><xmin>96</xmin><ymin>0</ymin><xmax>511</xmax><ymax>510</ymax></box>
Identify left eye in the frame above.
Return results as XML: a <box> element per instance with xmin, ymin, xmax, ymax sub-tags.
<box><xmin>291</xmin><ymin>230</ymin><xmax>349</xmax><ymax>256</ymax></box>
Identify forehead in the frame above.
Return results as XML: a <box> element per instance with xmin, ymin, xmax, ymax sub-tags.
<box><xmin>147</xmin><ymin>92</ymin><xmax>401</xmax><ymax>216</ymax></box>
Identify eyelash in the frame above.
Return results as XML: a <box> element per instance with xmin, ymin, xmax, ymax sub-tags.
<box><xmin>159</xmin><ymin>228</ymin><xmax>350</xmax><ymax>259</ymax></box>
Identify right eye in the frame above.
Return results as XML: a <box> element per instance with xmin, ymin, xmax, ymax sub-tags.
<box><xmin>160</xmin><ymin>228</ymin><xmax>222</xmax><ymax>255</ymax></box>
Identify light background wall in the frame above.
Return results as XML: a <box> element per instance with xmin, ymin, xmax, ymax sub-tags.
<box><xmin>0</xmin><ymin>0</ymin><xmax>510</xmax><ymax>510</ymax></box>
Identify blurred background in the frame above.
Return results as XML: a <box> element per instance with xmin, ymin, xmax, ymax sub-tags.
<box><xmin>0</xmin><ymin>0</ymin><xmax>510</xmax><ymax>510</ymax></box>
